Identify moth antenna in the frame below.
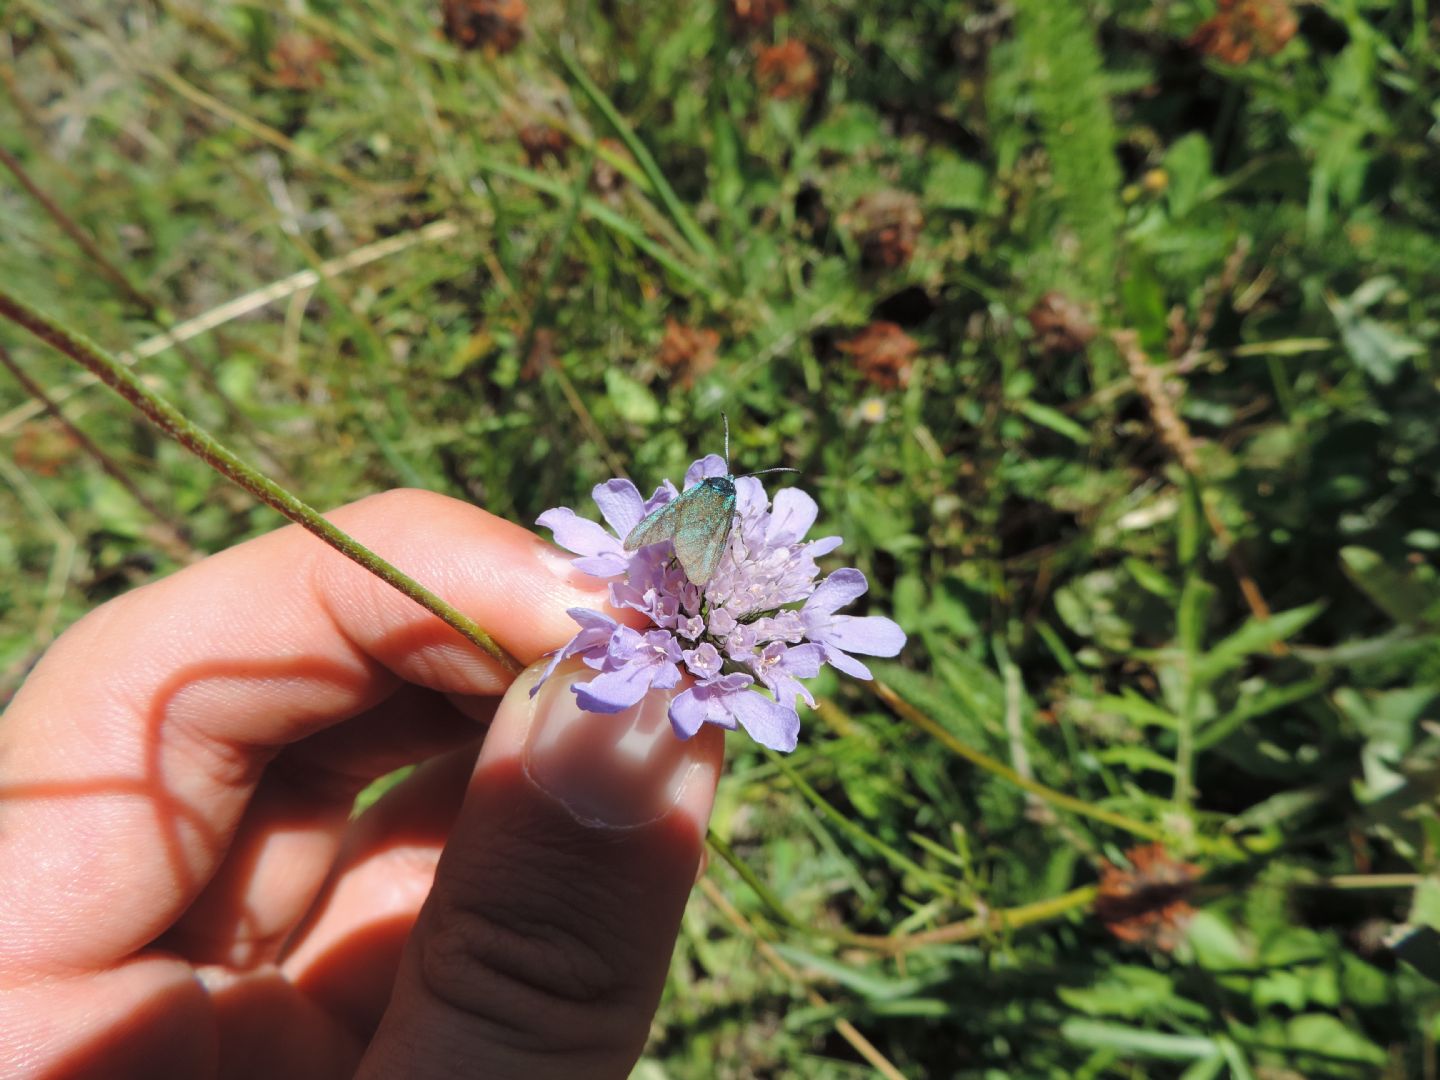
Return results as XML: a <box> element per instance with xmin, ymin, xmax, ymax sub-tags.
<box><xmin>722</xmin><ymin>412</ymin><xmax>730</xmax><ymax>470</ymax></box>
<box><xmin>742</xmin><ymin>466</ymin><xmax>800</xmax><ymax>478</ymax></box>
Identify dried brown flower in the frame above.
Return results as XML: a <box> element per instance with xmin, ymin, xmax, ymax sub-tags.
<box><xmin>443</xmin><ymin>0</ymin><xmax>526</xmax><ymax>54</ymax></box>
<box><xmin>1027</xmin><ymin>291</ymin><xmax>1097</xmax><ymax>357</ymax></box>
<box><xmin>728</xmin><ymin>0</ymin><xmax>786</xmax><ymax>33</ymax></box>
<box><xmin>838</xmin><ymin>322</ymin><xmax>919</xmax><ymax>390</ymax></box>
<box><xmin>518</xmin><ymin>122</ymin><xmax>570</xmax><ymax>168</ymax></box>
<box><xmin>848</xmin><ymin>190</ymin><xmax>923</xmax><ymax>270</ymax></box>
<box><xmin>270</xmin><ymin>34</ymin><xmax>336</xmax><ymax>91</ymax></box>
<box><xmin>1094</xmin><ymin>843</ymin><xmax>1202</xmax><ymax>953</ymax></box>
<box><xmin>657</xmin><ymin>320</ymin><xmax>721</xmax><ymax>387</ymax></box>
<box><xmin>1190</xmin><ymin>0</ymin><xmax>1298</xmax><ymax>65</ymax></box>
<box><xmin>755</xmin><ymin>40</ymin><xmax>818</xmax><ymax>100</ymax></box>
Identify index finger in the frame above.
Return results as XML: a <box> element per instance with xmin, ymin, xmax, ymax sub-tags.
<box><xmin>0</xmin><ymin>488</ymin><xmax>609</xmax><ymax>977</ymax></box>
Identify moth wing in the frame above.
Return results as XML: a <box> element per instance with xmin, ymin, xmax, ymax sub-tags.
<box><xmin>624</xmin><ymin>497</ymin><xmax>683</xmax><ymax>551</ymax></box>
<box><xmin>670</xmin><ymin>485</ymin><xmax>736</xmax><ymax>587</ymax></box>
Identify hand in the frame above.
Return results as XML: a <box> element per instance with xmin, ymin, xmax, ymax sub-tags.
<box><xmin>0</xmin><ymin>489</ymin><xmax>724</xmax><ymax>1079</ymax></box>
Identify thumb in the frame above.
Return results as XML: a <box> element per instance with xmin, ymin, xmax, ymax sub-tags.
<box><xmin>359</xmin><ymin>659</ymin><xmax>724</xmax><ymax>1080</ymax></box>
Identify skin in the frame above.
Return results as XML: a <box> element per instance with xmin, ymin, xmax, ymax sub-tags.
<box><xmin>0</xmin><ymin>489</ymin><xmax>724</xmax><ymax>1080</ymax></box>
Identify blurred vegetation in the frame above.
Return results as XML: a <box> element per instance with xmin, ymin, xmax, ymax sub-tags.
<box><xmin>3</xmin><ymin>0</ymin><xmax>1440</xmax><ymax>1075</ymax></box>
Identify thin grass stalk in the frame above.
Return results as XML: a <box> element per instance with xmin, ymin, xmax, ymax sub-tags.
<box><xmin>0</xmin><ymin>289</ymin><xmax>520</xmax><ymax>674</ymax></box>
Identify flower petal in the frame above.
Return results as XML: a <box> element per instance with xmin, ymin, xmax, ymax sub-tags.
<box><xmin>805</xmin><ymin>535</ymin><xmax>843</xmax><ymax>558</ymax></box>
<box><xmin>668</xmin><ymin>687</ymin><xmax>708</xmax><ymax>739</ymax></box>
<box><xmin>592</xmin><ymin>478</ymin><xmax>648</xmax><ymax>538</ymax></box>
<box><xmin>805</xmin><ymin>567</ymin><xmax>869</xmax><ymax>618</ymax></box>
<box><xmin>572</xmin><ymin>553</ymin><xmax>633</xmax><ymax>578</ymax></box>
<box><xmin>821</xmin><ymin>645</ymin><xmax>874</xmax><ymax>681</ymax></box>
<box><xmin>823</xmin><ymin>615</ymin><xmax>906</xmax><ymax>658</ymax></box>
<box><xmin>537</xmin><ymin>507</ymin><xmax>621</xmax><ymax>558</ymax></box>
<box><xmin>667</xmin><ymin>674</ymin><xmax>750</xmax><ymax>739</ymax></box>
<box><xmin>734</xmin><ymin>476</ymin><xmax>768</xmax><ymax>518</ymax></box>
<box><xmin>645</xmin><ymin>480</ymin><xmax>679</xmax><ymax>513</ymax></box>
<box><xmin>568</xmin><ymin>607</ymin><xmax>619</xmax><ymax>632</ymax></box>
<box><xmin>729</xmin><ymin>692</ymin><xmax>801</xmax><ymax>752</ymax></box>
<box><xmin>766</xmin><ymin>487</ymin><xmax>819</xmax><ymax>546</ymax></box>
<box><xmin>684</xmin><ymin>454</ymin><xmax>729</xmax><ymax>488</ymax></box>
<box><xmin>573</xmin><ymin>661</ymin><xmax>658</xmax><ymax>713</ymax></box>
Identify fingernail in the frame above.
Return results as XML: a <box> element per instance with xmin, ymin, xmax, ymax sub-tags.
<box><xmin>534</xmin><ymin>542</ymin><xmax>607</xmax><ymax>592</ymax></box>
<box><xmin>522</xmin><ymin>665</ymin><xmax>709</xmax><ymax>830</ymax></box>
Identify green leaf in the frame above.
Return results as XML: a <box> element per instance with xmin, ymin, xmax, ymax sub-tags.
<box><xmin>771</xmin><ymin>946</ymin><xmax>930</xmax><ymax>1002</ymax></box>
<box><xmin>1341</xmin><ymin>546</ymin><xmax>1440</xmax><ymax>628</ymax></box>
<box><xmin>1094</xmin><ymin>692</ymin><xmax>1180</xmax><ymax>730</ymax></box>
<box><xmin>1194</xmin><ymin>603</ymin><xmax>1325</xmax><ymax>684</ymax></box>
<box><xmin>1389</xmin><ymin>924</ymin><xmax>1440</xmax><ymax>983</ymax></box>
<box><xmin>808</xmin><ymin>104</ymin><xmax>884</xmax><ymax>153</ymax></box>
<box><xmin>1060</xmin><ymin>1020</ymin><xmax>1217</xmax><ymax>1061</ymax></box>
<box><xmin>604</xmin><ymin>368</ymin><xmax>660</xmax><ymax>425</ymax></box>
<box><xmin>1125</xmin><ymin>557</ymin><xmax>1176</xmax><ymax>599</ymax></box>
<box><xmin>925</xmin><ymin>154</ymin><xmax>991</xmax><ymax>212</ymax></box>
<box><xmin>1057</xmin><ymin>967</ymin><xmax>1179</xmax><ymax>1020</ymax></box>
<box><xmin>1015</xmin><ymin>399</ymin><xmax>1091</xmax><ymax>445</ymax></box>
<box><xmin>1196</xmin><ymin>678</ymin><xmax>1326</xmax><ymax>750</ymax></box>
<box><xmin>1284</xmin><ymin>1014</ymin><xmax>1386</xmax><ymax>1065</ymax></box>
<box><xmin>1095</xmin><ymin>745</ymin><xmax>1179</xmax><ymax>775</ymax></box>
<box><xmin>1163</xmin><ymin>132</ymin><xmax>1214</xmax><ymax>219</ymax></box>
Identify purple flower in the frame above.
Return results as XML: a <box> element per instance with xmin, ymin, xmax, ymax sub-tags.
<box><xmin>534</xmin><ymin>457</ymin><xmax>906</xmax><ymax>752</ymax></box>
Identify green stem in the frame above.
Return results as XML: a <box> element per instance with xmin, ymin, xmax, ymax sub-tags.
<box><xmin>873</xmin><ymin>680</ymin><xmax>1168</xmax><ymax>843</ymax></box>
<box><xmin>706</xmin><ymin>829</ymin><xmax>804</xmax><ymax>931</ymax></box>
<box><xmin>0</xmin><ymin>289</ymin><xmax>521</xmax><ymax>675</ymax></box>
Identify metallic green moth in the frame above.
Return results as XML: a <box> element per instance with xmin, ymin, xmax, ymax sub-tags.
<box><xmin>623</xmin><ymin>475</ymin><xmax>737</xmax><ymax>587</ymax></box>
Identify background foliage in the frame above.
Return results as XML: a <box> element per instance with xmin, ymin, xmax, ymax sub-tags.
<box><xmin>3</xmin><ymin>0</ymin><xmax>1440</xmax><ymax>1075</ymax></box>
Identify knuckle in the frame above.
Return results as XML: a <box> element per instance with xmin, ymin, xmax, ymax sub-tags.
<box><xmin>416</xmin><ymin>870</ymin><xmax>632</xmax><ymax>1051</ymax></box>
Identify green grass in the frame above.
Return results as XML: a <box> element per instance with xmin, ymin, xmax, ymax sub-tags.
<box><xmin>4</xmin><ymin>0</ymin><xmax>1440</xmax><ymax>1075</ymax></box>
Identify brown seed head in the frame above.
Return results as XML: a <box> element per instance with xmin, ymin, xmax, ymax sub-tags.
<box><xmin>848</xmin><ymin>190</ymin><xmax>923</xmax><ymax>270</ymax></box>
<box><xmin>755</xmin><ymin>40</ymin><xmax>818</xmax><ymax>100</ymax></box>
<box><xmin>1027</xmin><ymin>291</ymin><xmax>1097</xmax><ymax>357</ymax></box>
<box><xmin>518</xmin><ymin>122</ymin><xmax>570</xmax><ymax>168</ymax></box>
<box><xmin>1190</xmin><ymin>0</ymin><xmax>1298</xmax><ymax>64</ymax></box>
<box><xmin>657</xmin><ymin>320</ymin><xmax>721</xmax><ymax>387</ymax></box>
<box><xmin>838</xmin><ymin>322</ymin><xmax>919</xmax><ymax>390</ymax></box>
<box><xmin>443</xmin><ymin>0</ymin><xmax>527</xmax><ymax>54</ymax></box>
<box><xmin>1094</xmin><ymin>843</ymin><xmax>1202</xmax><ymax>953</ymax></box>
<box><xmin>270</xmin><ymin>34</ymin><xmax>336</xmax><ymax>91</ymax></box>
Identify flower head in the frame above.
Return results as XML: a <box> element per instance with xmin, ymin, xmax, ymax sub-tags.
<box><xmin>1095</xmin><ymin>843</ymin><xmax>1202</xmax><ymax>953</ymax></box>
<box><xmin>534</xmin><ymin>458</ymin><xmax>905</xmax><ymax>752</ymax></box>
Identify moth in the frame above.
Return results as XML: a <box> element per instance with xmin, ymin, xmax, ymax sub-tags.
<box><xmin>624</xmin><ymin>417</ymin><xmax>795</xmax><ymax>588</ymax></box>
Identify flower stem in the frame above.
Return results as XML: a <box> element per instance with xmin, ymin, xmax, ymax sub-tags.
<box><xmin>0</xmin><ymin>288</ymin><xmax>521</xmax><ymax>675</ymax></box>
